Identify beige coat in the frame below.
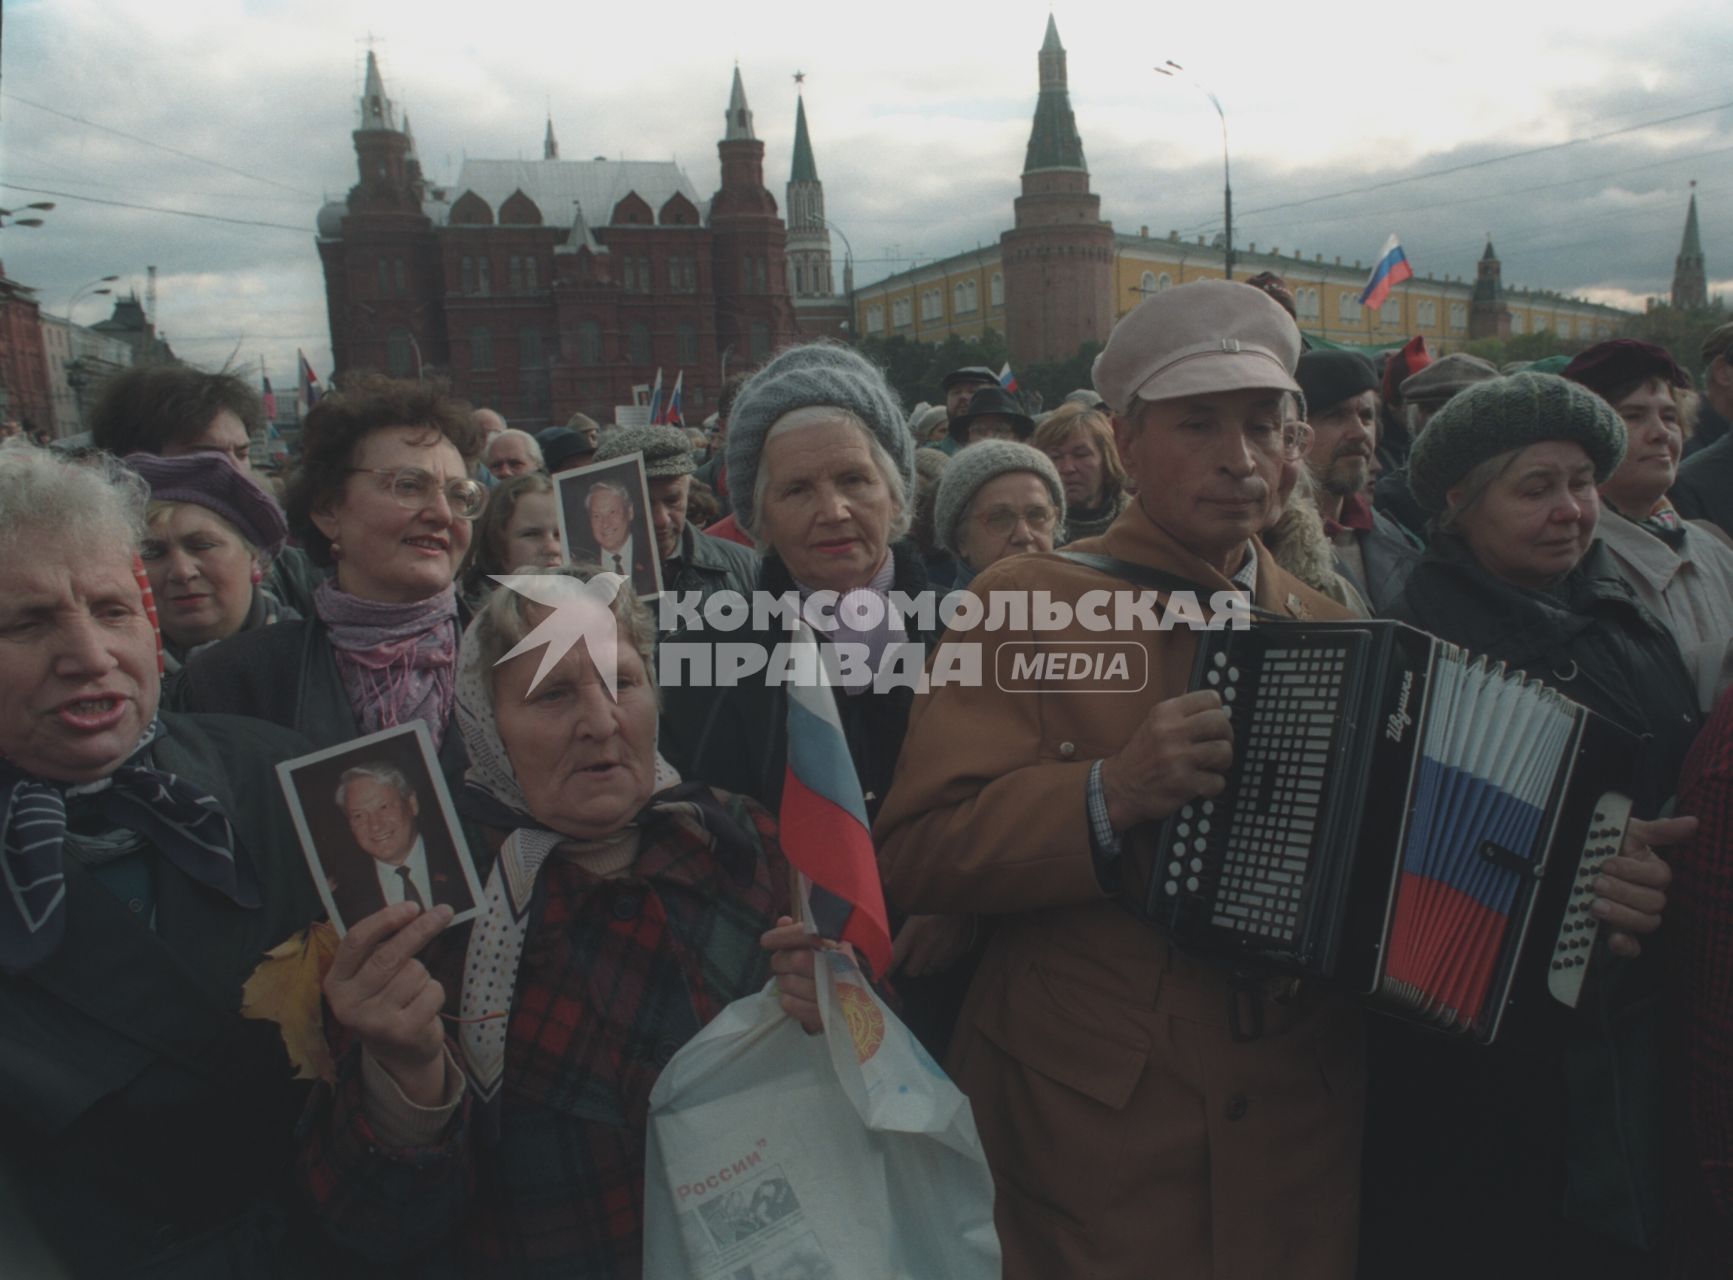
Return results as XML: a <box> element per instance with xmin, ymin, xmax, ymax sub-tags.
<box><xmin>877</xmin><ymin>502</ymin><xmax>1365</xmax><ymax>1280</ymax></box>
<box><xmin>1596</xmin><ymin>513</ymin><xmax>1733</xmax><ymax>710</ymax></box>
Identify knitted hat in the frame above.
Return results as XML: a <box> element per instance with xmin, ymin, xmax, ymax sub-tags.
<box><xmin>934</xmin><ymin>440</ymin><xmax>1066</xmax><ymax>556</ymax></box>
<box><xmin>1562</xmin><ymin>338</ymin><xmax>1689</xmax><ymax>402</ymax></box>
<box><xmin>1295</xmin><ymin>350</ymin><xmax>1377</xmax><ymax>417</ymax></box>
<box><xmin>726</xmin><ymin>342</ymin><xmax>912</xmax><ymax>534</ymax></box>
<box><xmin>124</xmin><ymin>451</ymin><xmax>288</xmax><ymax>558</ymax></box>
<box><xmin>594</xmin><ymin>423</ymin><xmax>694</xmax><ymax>478</ymax></box>
<box><xmin>1399</xmin><ymin>352</ymin><xmax>1500</xmax><ymax>407</ymax></box>
<box><xmin>1407</xmin><ymin>373</ymin><xmax>1627</xmax><ymax>516</ymax></box>
<box><xmin>909</xmin><ymin>403</ymin><xmax>949</xmax><ymax>441</ymax></box>
<box><xmin>950</xmin><ymin>385</ymin><xmax>1035</xmax><ymax>444</ymax></box>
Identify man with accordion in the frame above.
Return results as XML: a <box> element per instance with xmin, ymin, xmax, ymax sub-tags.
<box><xmin>877</xmin><ymin>280</ymin><xmax>1680</xmax><ymax>1279</ymax></box>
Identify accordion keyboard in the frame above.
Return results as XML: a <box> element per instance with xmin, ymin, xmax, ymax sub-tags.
<box><xmin>1162</xmin><ymin>645</ymin><xmax>1349</xmax><ymax>946</ymax></box>
<box><xmin>1547</xmin><ymin>792</ymin><xmax>1630</xmax><ymax>1008</ymax></box>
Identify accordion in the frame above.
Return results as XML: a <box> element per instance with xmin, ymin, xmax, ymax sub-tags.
<box><xmin>1146</xmin><ymin>620</ymin><xmax>1639</xmax><ymax>1043</ymax></box>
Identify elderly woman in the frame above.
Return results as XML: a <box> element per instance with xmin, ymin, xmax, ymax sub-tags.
<box><xmin>301</xmin><ymin>568</ymin><xmax>824</xmax><ymax>1275</ymax></box>
<box><xmin>1363</xmin><ymin>373</ymin><xmax>1701</xmax><ymax>1277</ymax></box>
<box><xmin>127</xmin><ymin>450</ymin><xmax>301</xmax><ymax>674</ymax></box>
<box><xmin>1033</xmin><ymin>401</ymin><xmax>1130</xmax><ymax>544</ymax></box>
<box><xmin>1562</xmin><ymin>338</ymin><xmax>1733</xmax><ymax>711</ymax></box>
<box><xmin>457</xmin><ymin>471</ymin><xmax>564</xmax><ymax>608</ymax></box>
<box><xmin>177</xmin><ymin>375</ymin><xmax>484</xmax><ymax>777</ymax></box>
<box><xmin>0</xmin><ymin>443</ymin><xmax>335</xmax><ymax>1275</ymax></box>
<box><xmin>932</xmin><ymin>439</ymin><xmax>1065</xmax><ymax>586</ymax></box>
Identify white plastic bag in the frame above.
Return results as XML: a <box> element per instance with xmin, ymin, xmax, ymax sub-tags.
<box><xmin>643</xmin><ymin>948</ymin><xmax>1001</xmax><ymax>1279</ymax></box>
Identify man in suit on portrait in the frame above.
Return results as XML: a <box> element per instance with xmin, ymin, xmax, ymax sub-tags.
<box><xmin>327</xmin><ymin>762</ymin><xmax>470</xmax><ymax>929</ymax></box>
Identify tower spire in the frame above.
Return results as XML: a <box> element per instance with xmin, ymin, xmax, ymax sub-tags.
<box><xmin>725</xmin><ymin>66</ymin><xmax>755</xmax><ymax>141</ymax></box>
<box><xmin>791</xmin><ymin>93</ymin><xmax>817</xmax><ymax>184</ymax></box>
<box><xmin>359</xmin><ymin>49</ymin><xmax>396</xmax><ymax>131</ymax></box>
<box><xmin>1672</xmin><ymin>182</ymin><xmax>1708</xmax><ymax>309</ymax></box>
<box><xmin>544</xmin><ymin>115</ymin><xmax>559</xmax><ymax>160</ymax></box>
<box><xmin>1024</xmin><ymin>17</ymin><xmax>1086</xmax><ymax>173</ymax></box>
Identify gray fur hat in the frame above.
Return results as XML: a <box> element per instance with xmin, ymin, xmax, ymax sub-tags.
<box><xmin>1407</xmin><ymin>372</ymin><xmax>1627</xmax><ymax>516</ymax></box>
<box><xmin>934</xmin><ymin>440</ymin><xmax>1066</xmax><ymax>556</ymax></box>
<box><xmin>726</xmin><ymin>342</ymin><xmax>912</xmax><ymax>534</ymax></box>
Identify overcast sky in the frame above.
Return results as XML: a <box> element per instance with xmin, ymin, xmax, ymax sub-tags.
<box><xmin>3</xmin><ymin>0</ymin><xmax>1729</xmax><ymax>386</ymax></box>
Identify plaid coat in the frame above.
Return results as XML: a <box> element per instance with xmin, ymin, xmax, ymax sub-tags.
<box><xmin>302</xmin><ymin>787</ymin><xmax>790</xmax><ymax>1278</ymax></box>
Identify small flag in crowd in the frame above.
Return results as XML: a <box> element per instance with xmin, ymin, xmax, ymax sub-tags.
<box><xmin>261</xmin><ymin>374</ymin><xmax>277</xmax><ymax>422</ymax></box>
<box><xmin>658</xmin><ymin>371</ymin><xmax>684</xmax><ymax>426</ymax></box>
<box><xmin>779</xmin><ymin>624</ymin><xmax>894</xmax><ymax>978</ymax></box>
<box><xmin>1359</xmin><ymin>235</ymin><xmax>1414</xmax><ymax>311</ymax></box>
<box><xmin>646</xmin><ymin>368</ymin><xmax>665</xmax><ymax>426</ymax></box>
<box><xmin>297</xmin><ymin>349</ymin><xmax>322</xmax><ymax>412</ymax></box>
<box><xmin>998</xmin><ymin>363</ymin><xmax>1018</xmax><ymax>394</ymax></box>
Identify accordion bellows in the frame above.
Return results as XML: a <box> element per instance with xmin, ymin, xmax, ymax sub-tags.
<box><xmin>1149</xmin><ymin>621</ymin><xmax>1637</xmax><ymax>1043</ymax></box>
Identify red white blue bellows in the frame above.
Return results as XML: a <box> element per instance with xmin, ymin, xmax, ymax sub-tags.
<box><xmin>779</xmin><ymin>623</ymin><xmax>894</xmax><ymax>978</ymax></box>
<box><xmin>1359</xmin><ymin>235</ymin><xmax>1414</xmax><ymax>311</ymax></box>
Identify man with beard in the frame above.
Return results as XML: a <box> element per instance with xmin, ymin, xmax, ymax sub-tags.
<box><xmin>1294</xmin><ymin>349</ymin><xmax>1419</xmax><ymax>612</ymax></box>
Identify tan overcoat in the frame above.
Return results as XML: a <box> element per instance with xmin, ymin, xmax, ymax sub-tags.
<box><xmin>876</xmin><ymin>501</ymin><xmax>1366</xmax><ymax>1280</ymax></box>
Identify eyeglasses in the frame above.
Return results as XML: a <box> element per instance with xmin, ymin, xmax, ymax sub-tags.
<box><xmin>1276</xmin><ymin>421</ymin><xmax>1314</xmax><ymax>461</ymax></box>
<box><xmin>975</xmin><ymin>504</ymin><xmax>1058</xmax><ymax>537</ymax></box>
<box><xmin>348</xmin><ymin>467</ymin><xmax>488</xmax><ymax>520</ymax></box>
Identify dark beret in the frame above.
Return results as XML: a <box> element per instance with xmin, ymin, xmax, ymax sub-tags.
<box><xmin>1295</xmin><ymin>350</ymin><xmax>1378</xmax><ymax>417</ymax></box>
<box><xmin>1561</xmin><ymin>339</ymin><xmax>1688</xmax><ymax>403</ymax></box>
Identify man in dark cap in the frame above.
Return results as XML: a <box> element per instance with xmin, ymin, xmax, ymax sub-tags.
<box><xmin>1294</xmin><ymin>350</ymin><xmax>1420</xmax><ymax>611</ymax></box>
<box><xmin>936</xmin><ymin>366</ymin><xmax>1001</xmax><ymax>456</ymax></box>
<box><xmin>1673</xmin><ymin>322</ymin><xmax>1733</xmax><ymax>536</ymax></box>
<box><xmin>948</xmin><ymin>385</ymin><xmax>1034</xmax><ymax>448</ymax></box>
<box><xmin>536</xmin><ymin>414</ymin><xmax>601</xmax><ymax>475</ymax></box>
<box><xmin>1371</xmin><ymin>352</ymin><xmax>1501</xmax><ymax>543</ymax></box>
<box><xmin>593</xmin><ymin>424</ymin><xmax>757</xmax><ymax>625</ymax></box>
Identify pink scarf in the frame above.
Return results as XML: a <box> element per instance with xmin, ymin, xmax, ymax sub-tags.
<box><xmin>314</xmin><ymin>579</ymin><xmax>459</xmax><ymax>746</ymax></box>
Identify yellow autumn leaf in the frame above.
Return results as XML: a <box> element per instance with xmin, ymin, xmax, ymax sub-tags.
<box><xmin>241</xmin><ymin>922</ymin><xmax>341</xmax><ymax>1084</ymax></box>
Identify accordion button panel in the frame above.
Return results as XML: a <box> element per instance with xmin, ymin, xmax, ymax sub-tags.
<box><xmin>1547</xmin><ymin>792</ymin><xmax>1634</xmax><ymax>1008</ymax></box>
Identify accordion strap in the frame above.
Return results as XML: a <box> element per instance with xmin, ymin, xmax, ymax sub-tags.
<box><xmin>1054</xmin><ymin>551</ymin><xmax>1284</xmax><ymax>622</ymax></box>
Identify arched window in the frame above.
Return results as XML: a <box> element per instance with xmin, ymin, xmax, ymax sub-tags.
<box><xmin>1158</xmin><ymin>272</ymin><xmax>1173</xmax><ymax>292</ymax></box>
<box><xmin>386</xmin><ymin>328</ymin><xmax>413</xmax><ymax>377</ymax></box>
<box><xmin>1511</xmin><ymin>312</ymin><xmax>1526</xmax><ymax>335</ymax></box>
<box><xmin>628</xmin><ymin>323</ymin><xmax>652</xmax><ymax>366</ymax></box>
<box><xmin>476</xmin><ymin>257</ymin><xmax>491</xmax><ymax>296</ymax></box>
<box><xmin>509</xmin><ymin>257</ymin><xmax>524</xmax><ymax>294</ymax></box>
<box><xmin>866</xmin><ymin>304</ymin><xmax>884</xmax><ymax>333</ymax></box>
<box><xmin>1417</xmin><ymin>299</ymin><xmax>1438</xmax><ymax>326</ymax></box>
<box><xmin>1450</xmin><ymin>302</ymin><xmax>1467</xmax><ymax>331</ymax></box>
<box><xmin>1380</xmin><ymin>298</ymin><xmax>1400</xmax><ymax>325</ymax></box>
<box><xmin>577</xmin><ymin>320</ymin><xmax>603</xmax><ymax>366</ymax></box>
<box><xmin>1338</xmin><ymin>292</ymin><xmax>1359</xmax><ymax>321</ymax></box>
<box><xmin>990</xmin><ymin>273</ymin><xmax>1004</xmax><ymax>306</ymax></box>
<box><xmin>1140</xmin><ymin>271</ymin><xmax>1157</xmax><ymax>295</ymax></box>
<box><xmin>964</xmin><ymin>279</ymin><xmax>978</xmax><ymax>311</ymax></box>
<box><xmin>795</xmin><ymin>263</ymin><xmax>806</xmax><ymax>294</ymax></box>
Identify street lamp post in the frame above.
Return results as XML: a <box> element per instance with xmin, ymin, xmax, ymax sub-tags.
<box><xmin>68</xmin><ymin>275</ymin><xmax>121</xmax><ymax>319</ymax></box>
<box><xmin>823</xmin><ymin>218</ymin><xmax>856</xmax><ymax>337</ymax></box>
<box><xmin>1155</xmin><ymin>63</ymin><xmax>1233</xmax><ymax>282</ymax></box>
<box><xmin>0</xmin><ymin>202</ymin><xmax>56</xmax><ymax>229</ymax></box>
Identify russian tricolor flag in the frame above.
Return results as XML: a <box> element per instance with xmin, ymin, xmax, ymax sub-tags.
<box><xmin>645</xmin><ymin>368</ymin><xmax>665</xmax><ymax>425</ymax></box>
<box><xmin>1359</xmin><ymin>235</ymin><xmax>1414</xmax><ymax>311</ymax></box>
<box><xmin>998</xmin><ymin>362</ymin><xmax>1018</xmax><ymax>394</ymax></box>
<box><xmin>779</xmin><ymin>624</ymin><xmax>894</xmax><ymax>979</ymax></box>
<box><xmin>658</xmin><ymin>371</ymin><xmax>684</xmax><ymax>426</ymax></box>
<box><xmin>297</xmin><ymin>349</ymin><xmax>321</xmax><ymax>413</ymax></box>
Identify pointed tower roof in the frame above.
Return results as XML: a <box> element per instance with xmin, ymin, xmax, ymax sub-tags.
<box><xmin>359</xmin><ymin>50</ymin><xmax>397</xmax><ymax>131</ymax></box>
<box><xmin>1481</xmin><ymin>238</ymin><xmax>1498</xmax><ymax>261</ymax></box>
<box><xmin>791</xmin><ymin>94</ymin><xmax>818</xmax><ymax>183</ymax></box>
<box><xmin>402</xmin><ymin>112</ymin><xmax>418</xmax><ymax>157</ymax></box>
<box><xmin>725</xmin><ymin>67</ymin><xmax>755</xmax><ymax>141</ymax></box>
<box><xmin>544</xmin><ymin>116</ymin><xmax>560</xmax><ymax>160</ymax></box>
<box><xmin>1024</xmin><ymin>17</ymin><xmax>1086</xmax><ymax>173</ymax></box>
<box><xmin>1680</xmin><ymin>190</ymin><xmax>1703</xmax><ymax>258</ymax></box>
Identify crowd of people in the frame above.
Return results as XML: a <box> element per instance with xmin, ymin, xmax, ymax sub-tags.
<box><xmin>2</xmin><ymin>282</ymin><xmax>1732</xmax><ymax>1278</ymax></box>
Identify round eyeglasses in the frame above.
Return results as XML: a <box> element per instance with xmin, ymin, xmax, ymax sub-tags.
<box><xmin>348</xmin><ymin>466</ymin><xmax>488</xmax><ymax>520</ymax></box>
<box><xmin>1277</xmin><ymin>420</ymin><xmax>1315</xmax><ymax>461</ymax></box>
<box><xmin>975</xmin><ymin>504</ymin><xmax>1059</xmax><ymax>537</ymax></box>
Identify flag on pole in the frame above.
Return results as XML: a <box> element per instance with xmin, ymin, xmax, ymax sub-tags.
<box><xmin>998</xmin><ymin>363</ymin><xmax>1019</xmax><ymax>394</ymax></box>
<box><xmin>1358</xmin><ymin>235</ymin><xmax>1414</xmax><ymax>311</ymax></box>
<box><xmin>261</xmin><ymin>373</ymin><xmax>277</xmax><ymax>424</ymax></box>
<box><xmin>645</xmin><ymin>368</ymin><xmax>665</xmax><ymax>426</ymax></box>
<box><xmin>660</xmin><ymin>371</ymin><xmax>684</xmax><ymax>426</ymax></box>
<box><xmin>779</xmin><ymin>624</ymin><xmax>894</xmax><ymax>978</ymax></box>
<box><xmin>297</xmin><ymin>349</ymin><xmax>322</xmax><ymax>413</ymax></box>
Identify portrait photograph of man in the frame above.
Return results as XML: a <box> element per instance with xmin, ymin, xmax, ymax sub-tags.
<box><xmin>554</xmin><ymin>453</ymin><xmax>664</xmax><ymax>598</ymax></box>
<box><xmin>277</xmin><ymin>723</ymin><xmax>482</xmax><ymax>934</ymax></box>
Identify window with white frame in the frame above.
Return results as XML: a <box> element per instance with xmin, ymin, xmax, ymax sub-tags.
<box><xmin>866</xmin><ymin>304</ymin><xmax>884</xmax><ymax>334</ymax></box>
<box><xmin>1449</xmin><ymin>302</ymin><xmax>1467</xmax><ymax>331</ymax></box>
<box><xmin>990</xmin><ymin>273</ymin><xmax>1004</xmax><ymax>306</ymax></box>
<box><xmin>921</xmin><ymin>290</ymin><xmax>943</xmax><ymax>321</ymax></box>
<box><xmin>1533</xmin><ymin>314</ymin><xmax>1549</xmax><ymax>332</ymax></box>
<box><xmin>1511</xmin><ymin>312</ymin><xmax>1526</xmax><ymax>335</ymax></box>
<box><xmin>965</xmin><ymin>279</ymin><xmax>978</xmax><ymax>311</ymax></box>
<box><xmin>1296</xmin><ymin>287</ymin><xmax>1320</xmax><ymax>320</ymax></box>
<box><xmin>1140</xmin><ymin>271</ymin><xmax>1157</xmax><ymax>295</ymax></box>
<box><xmin>1159</xmin><ymin>272</ymin><xmax>1173</xmax><ymax>291</ymax></box>
<box><xmin>1380</xmin><ymin>298</ymin><xmax>1400</xmax><ymax>325</ymax></box>
<box><xmin>1338</xmin><ymin>292</ymin><xmax>1358</xmax><ymax>321</ymax></box>
<box><xmin>892</xmin><ymin>297</ymin><xmax>912</xmax><ymax>326</ymax></box>
<box><xmin>1557</xmin><ymin>317</ymin><xmax>1571</xmax><ymax>339</ymax></box>
<box><xmin>1417</xmin><ymin>299</ymin><xmax>1438</xmax><ymax>326</ymax></box>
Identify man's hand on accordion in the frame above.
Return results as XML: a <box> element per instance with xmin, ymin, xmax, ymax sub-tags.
<box><xmin>1595</xmin><ymin>814</ymin><xmax>1697</xmax><ymax>958</ymax></box>
<box><xmin>1099</xmin><ymin>689</ymin><xmax>1234</xmax><ymax>833</ymax></box>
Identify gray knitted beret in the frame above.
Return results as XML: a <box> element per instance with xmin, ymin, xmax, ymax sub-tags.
<box><xmin>1407</xmin><ymin>372</ymin><xmax>1627</xmax><ymax>516</ymax></box>
<box><xmin>726</xmin><ymin>342</ymin><xmax>912</xmax><ymax>534</ymax></box>
<box><xmin>594</xmin><ymin>423</ymin><xmax>694</xmax><ymax>478</ymax></box>
<box><xmin>934</xmin><ymin>440</ymin><xmax>1067</xmax><ymax>556</ymax></box>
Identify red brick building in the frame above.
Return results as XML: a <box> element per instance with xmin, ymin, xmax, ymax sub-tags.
<box><xmin>317</xmin><ymin>55</ymin><xmax>798</xmax><ymax>426</ymax></box>
<box><xmin>0</xmin><ymin>260</ymin><xmax>52</xmax><ymax>429</ymax></box>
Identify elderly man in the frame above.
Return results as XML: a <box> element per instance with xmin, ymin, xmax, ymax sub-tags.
<box><xmin>578</xmin><ymin>479</ymin><xmax>657</xmax><ymax>596</ymax></box>
<box><xmin>949</xmin><ymin>385</ymin><xmax>1034</xmax><ymax>448</ymax></box>
<box><xmin>1293</xmin><ymin>350</ymin><xmax>1420</xmax><ymax>612</ymax></box>
<box><xmin>1673</xmin><ymin>321</ymin><xmax>1733</xmax><ymax>535</ymax></box>
<box><xmin>595</xmin><ymin>424</ymin><xmax>757</xmax><ymax>625</ymax></box>
<box><xmin>935</xmin><ymin>365</ymin><xmax>1001</xmax><ymax>456</ymax></box>
<box><xmin>327</xmin><ymin>763</ymin><xmax>470</xmax><ymax>928</ymax></box>
<box><xmin>483</xmin><ymin>427</ymin><xmax>543</xmax><ymax>480</ymax></box>
<box><xmin>537</xmin><ymin>414</ymin><xmax>601</xmax><ymax>475</ymax></box>
<box><xmin>876</xmin><ymin>279</ymin><xmax>1363</xmax><ymax>1280</ymax></box>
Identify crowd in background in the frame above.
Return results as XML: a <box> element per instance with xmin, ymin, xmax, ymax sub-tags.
<box><xmin>3</xmin><ymin>279</ymin><xmax>1733</xmax><ymax>1278</ymax></box>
